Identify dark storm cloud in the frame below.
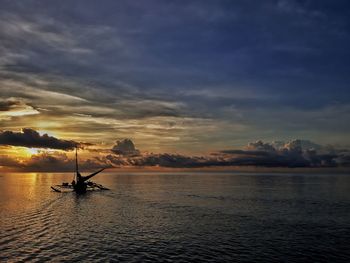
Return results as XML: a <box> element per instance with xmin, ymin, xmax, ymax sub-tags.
<box><xmin>0</xmin><ymin>129</ymin><xmax>77</xmax><ymax>150</ymax></box>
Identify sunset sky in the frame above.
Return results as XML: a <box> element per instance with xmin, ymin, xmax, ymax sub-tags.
<box><xmin>1</xmin><ymin>1</ymin><xmax>350</xmax><ymax>171</ymax></box>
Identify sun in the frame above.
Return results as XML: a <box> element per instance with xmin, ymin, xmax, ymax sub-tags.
<box><xmin>27</xmin><ymin>148</ymin><xmax>40</xmax><ymax>155</ymax></box>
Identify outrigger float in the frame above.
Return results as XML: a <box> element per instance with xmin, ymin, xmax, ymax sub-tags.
<box><xmin>51</xmin><ymin>146</ymin><xmax>109</xmax><ymax>193</ymax></box>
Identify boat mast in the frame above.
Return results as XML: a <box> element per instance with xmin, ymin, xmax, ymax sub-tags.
<box><xmin>75</xmin><ymin>145</ymin><xmax>79</xmax><ymax>178</ymax></box>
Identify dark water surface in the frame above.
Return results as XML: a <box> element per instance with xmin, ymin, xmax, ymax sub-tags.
<box><xmin>1</xmin><ymin>172</ymin><xmax>349</xmax><ymax>262</ymax></box>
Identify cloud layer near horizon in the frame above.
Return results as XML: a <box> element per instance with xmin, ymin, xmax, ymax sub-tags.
<box><xmin>1</xmin><ymin>130</ymin><xmax>349</xmax><ymax>171</ymax></box>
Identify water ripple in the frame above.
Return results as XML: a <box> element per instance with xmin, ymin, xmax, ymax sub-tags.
<box><xmin>1</xmin><ymin>172</ymin><xmax>350</xmax><ymax>262</ymax></box>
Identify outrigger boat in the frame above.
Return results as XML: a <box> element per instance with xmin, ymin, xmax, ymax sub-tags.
<box><xmin>51</xmin><ymin>146</ymin><xmax>109</xmax><ymax>193</ymax></box>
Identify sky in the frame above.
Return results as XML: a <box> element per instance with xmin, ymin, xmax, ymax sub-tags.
<box><xmin>0</xmin><ymin>0</ymin><xmax>350</xmax><ymax>171</ymax></box>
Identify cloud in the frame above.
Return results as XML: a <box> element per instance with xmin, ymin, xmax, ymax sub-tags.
<box><xmin>334</xmin><ymin>151</ymin><xmax>350</xmax><ymax>167</ymax></box>
<box><xmin>0</xmin><ymin>99</ymin><xmax>20</xmax><ymax>111</ymax></box>
<box><xmin>109</xmin><ymin>138</ymin><xmax>349</xmax><ymax>169</ymax></box>
<box><xmin>25</xmin><ymin>151</ymin><xmax>111</xmax><ymax>172</ymax></box>
<box><xmin>111</xmin><ymin>139</ymin><xmax>140</xmax><ymax>156</ymax></box>
<box><xmin>247</xmin><ymin>139</ymin><xmax>333</xmax><ymax>154</ymax></box>
<box><xmin>24</xmin><ymin>151</ymin><xmax>73</xmax><ymax>171</ymax></box>
<box><xmin>1</xmin><ymin>150</ymin><xmax>112</xmax><ymax>172</ymax></box>
<box><xmin>219</xmin><ymin>139</ymin><xmax>340</xmax><ymax>168</ymax></box>
<box><xmin>0</xmin><ymin>13</ymin><xmax>94</xmax><ymax>62</ymax></box>
<box><xmin>0</xmin><ymin>155</ymin><xmax>24</xmax><ymax>168</ymax></box>
<box><xmin>129</xmin><ymin>153</ymin><xmax>207</xmax><ymax>168</ymax></box>
<box><xmin>0</xmin><ymin>128</ymin><xmax>77</xmax><ymax>150</ymax></box>
<box><xmin>1</xmin><ymin>5</ymin><xmax>349</xmax><ymax>152</ymax></box>
<box><xmin>104</xmin><ymin>154</ymin><xmax>127</xmax><ymax>167</ymax></box>
<box><xmin>0</xmin><ymin>98</ymin><xmax>39</xmax><ymax>119</ymax></box>
<box><xmin>245</xmin><ymin>140</ymin><xmax>277</xmax><ymax>152</ymax></box>
<box><xmin>2</xmin><ymin>138</ymin><xmax>349</xmax><ymax>172</ymax></box>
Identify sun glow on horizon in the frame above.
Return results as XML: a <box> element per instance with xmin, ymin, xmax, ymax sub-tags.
<box><xmin>27</xmin><ymin>148</ymin><xmax>40</xmax><ymax>155</ymax></box>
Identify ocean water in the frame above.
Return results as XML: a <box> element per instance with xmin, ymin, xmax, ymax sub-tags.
<box><xmin>0</xmin><ymin>172</ymin><xmax>349</xmax><ymax>262</ymax></box>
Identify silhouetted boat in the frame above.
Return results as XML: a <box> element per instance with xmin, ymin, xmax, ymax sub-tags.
<box><xmin>51</xmin><ymin>146</ymin><xmax>109</xmax><ymax>193</ymax></box>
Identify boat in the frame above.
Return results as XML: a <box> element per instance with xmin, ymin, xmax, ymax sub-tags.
<box><xmin>51</xmin><ymin>146</ymin><xmax>109</xmax><ymax>193</ymax></box>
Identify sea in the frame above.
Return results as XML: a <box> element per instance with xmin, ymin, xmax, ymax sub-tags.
<box><xmin>1</xmin><ymin>172</ymin><xmax>349</xmax><ymax>262</ymax></box>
